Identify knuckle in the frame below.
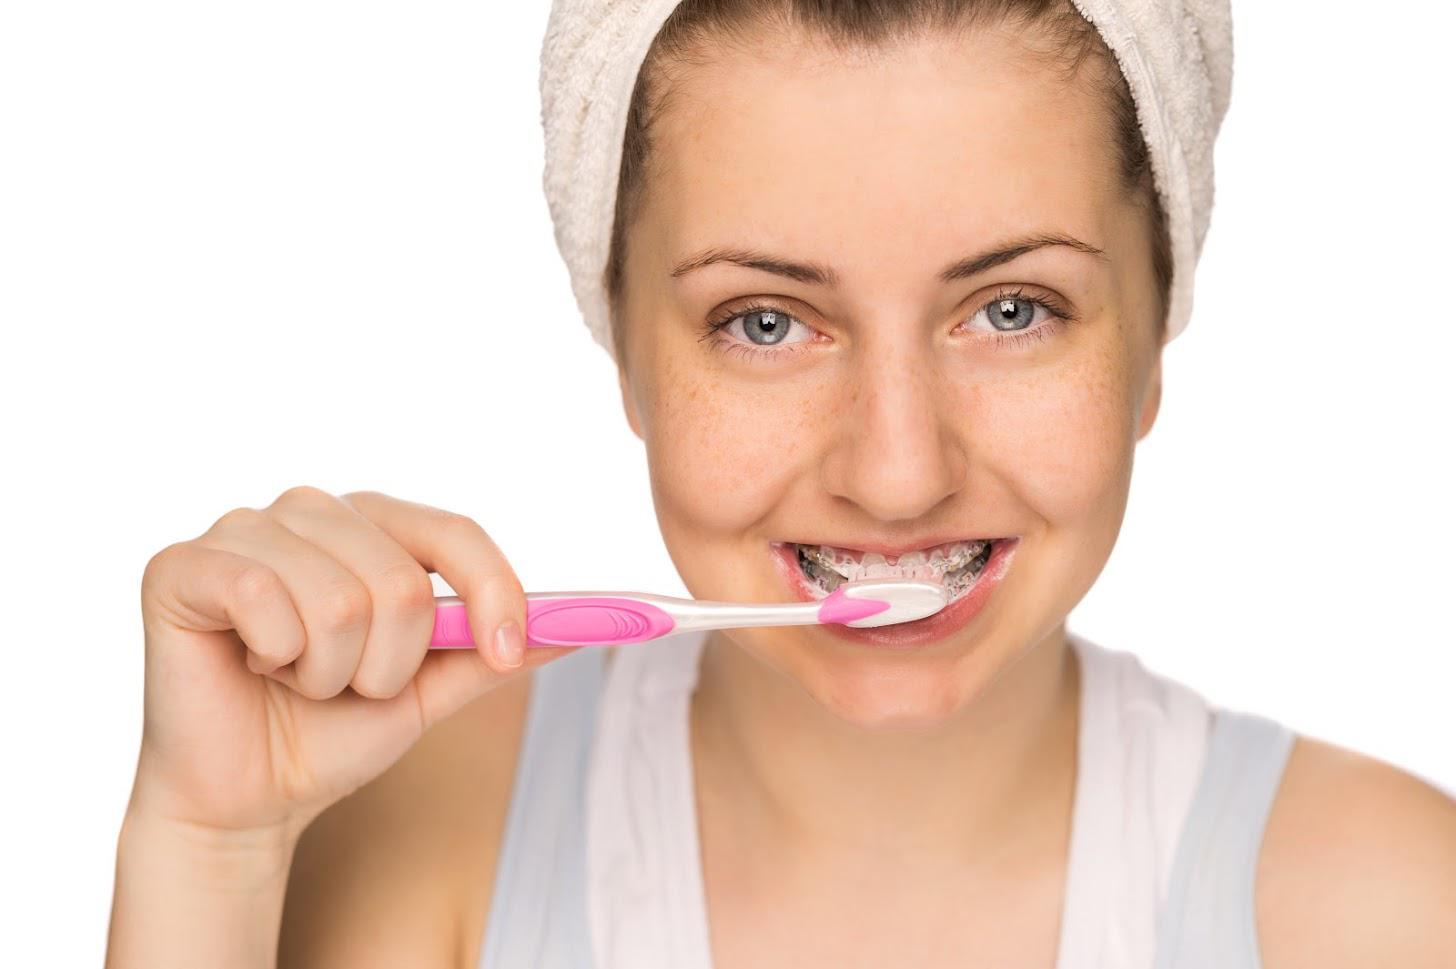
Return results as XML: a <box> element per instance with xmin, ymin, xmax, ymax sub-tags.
<box><xmin>338</xmin><ymin>489</ymin><xmax>385</xmax><ymax>510</ymax></box>
<box><xmin>482</xmin><ymin>584</ymin><xmax>524</xmax><ymax>621</ymax></box>
<box><xmin>375</xmin><ymin>561</ymin><xmax>435</xmax><ymax>617</ymax></box>
<box><xmin>231</xmin><ymin>562</ymin><xmax>284</xmax><ymax>606</ymax></box>
<box><xmin>313</xmin><ymin>582</ymin><xmax>371</xmax><ymax>635</ymax></box>
<box><xmin>212</xmin><ymin>505</ymin><xmax>265</xmax><ymax>534</ymax></box>
<box><xmin>273</xmin><ymin>484</ymin><xmax>334</xmax><ymax>509</ymax></box>
<box><xmin>435</xmin><ymin>509</ymin><xmax>486</xmax><ymax>541</ymax></box>
<box><xmin>141</xmin><ymin>541</ymin><xmax>185</xmax><ymax>589</ymax></box>
<box><xmin>477</xmin><ymin>565</ymin><xmax>524</xmax><ymax>602</ymax></box>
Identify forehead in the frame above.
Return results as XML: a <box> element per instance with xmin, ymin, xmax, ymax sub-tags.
<box><xmin>644</xmin><ymin>24</ymin><xmax>1122</xmax><ymax>275</ymax></box>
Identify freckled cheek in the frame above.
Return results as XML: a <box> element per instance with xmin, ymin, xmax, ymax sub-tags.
<box><xmin>642</xmin><ymin>378</ymin><xmax>825</xmax><ymax>534</ymax></box>
<box><xmin>972</xmin><ymin>376</ymin><xmax>1134</xmax><ymax>521</ymax></box>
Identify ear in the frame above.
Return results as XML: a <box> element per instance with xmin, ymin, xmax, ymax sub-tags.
<box><xmin>617</xmin><ymin>364</ymin><xmax>644</xmax><ymax>440</ymax></box>
<box><xmin>1136</xmin><ymin>351</ymin><xmax>1163</xmax><ymax>442</ymax></box>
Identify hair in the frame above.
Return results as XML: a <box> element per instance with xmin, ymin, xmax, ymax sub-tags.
<box><xmin>603</xmin><ymin>0</ymin><xmax>1174</xmax><ymax>361</ymax></box>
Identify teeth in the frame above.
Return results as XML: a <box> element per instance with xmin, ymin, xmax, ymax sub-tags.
<box><xmin>794</xmin><ymin>539</ymin><xmax>995</xmax><ymax>600</ymax></box>
<box><xmin>805</xmin><ymin>540</ymin><xmax>988</xmax><ymax>579</ymax></box>
<box><xmin>897</xmin><ymin>550</ymin><xmax>928</xmax><ymax>569</ymax></box>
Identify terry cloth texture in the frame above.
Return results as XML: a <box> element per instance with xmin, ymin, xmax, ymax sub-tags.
<box><xmin>539</xmin><ymin>0</ymin><xmax>1233</xmax><ymax>360</ymax></box>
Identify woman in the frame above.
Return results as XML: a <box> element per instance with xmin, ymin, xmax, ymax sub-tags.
<box><xmin>106</xmin><ymin>1</ymin><xmax>1456</xmax><ymax>967</ymax></box>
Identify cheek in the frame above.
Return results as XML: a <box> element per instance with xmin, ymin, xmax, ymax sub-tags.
<box><xmin>636</xmin><ymin>336</ymin><xmax>1137</xmax><ymax>543</ymax></box>
<box><xmin>972</xmin><ymin>358</ymin><xmax>1135</xmax><ymax>523</ymax></box>
<box><xmin>641</xmin><ymin>363</ymin><xmax>827</xmax><ymax>536</ymax></box>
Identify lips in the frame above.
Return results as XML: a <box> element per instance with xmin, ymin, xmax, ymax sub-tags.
<box><xmin>770</xmin><ymin>537</ymin><xmax>1020</xmax><ymax>650</ymax></box>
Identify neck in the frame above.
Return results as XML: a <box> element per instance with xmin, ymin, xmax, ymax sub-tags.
<box><xmin>689</xmin><ymin>626</ymin><xmax>1081</xmax><ymax>867</ymax></box>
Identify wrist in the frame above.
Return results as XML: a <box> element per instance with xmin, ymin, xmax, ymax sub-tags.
<box><xmin>116</xmin><ymin>806</ymin><xmax>300</xmax><ymax>890</ymax></box>
<box><xmin>107</xmin><ymin>808</ymin><xmax>301</xmax><ymax>969</ymax></box>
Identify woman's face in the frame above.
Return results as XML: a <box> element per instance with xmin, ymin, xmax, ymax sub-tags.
<box><xmin>615</xmin><ymin>23</ymin><xmax>1163</xmax><ymax>729</ymax></box>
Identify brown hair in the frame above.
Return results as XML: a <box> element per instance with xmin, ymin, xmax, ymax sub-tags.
<box><xmin>603</xmin><ymin>0</ymin><xmax>1174</xmax><ymax>360</ymax></box>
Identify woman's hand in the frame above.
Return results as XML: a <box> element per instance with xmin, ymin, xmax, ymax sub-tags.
<box><xmin>108</xmin><ymin>486</ymin><xmax>580</xmax><ymax>968</ymax></box>
<box><xmin>127</xmin><ymin>485</ymin><xmax>575</xmax><ymax>841</ymax></box>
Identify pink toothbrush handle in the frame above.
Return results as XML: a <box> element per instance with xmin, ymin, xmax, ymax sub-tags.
<box><xmin>429</xmin><ymin>596</ymin><xmax>677</xmax><ymax>649</ymax></box>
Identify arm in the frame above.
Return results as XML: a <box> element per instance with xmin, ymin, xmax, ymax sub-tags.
<box><xmin>107</xmin><ymin>672</ymin><xmax>530</xmax><ymax>969</ymax></box>
<box><xmin>106</xmin><ymin>808</ymin><xmax>300</xmax><ymax>969</ymax></box>
<box><xmin>107</xmin><ymin>487</ymin><xmax>572</xmax><ymax>969</ymax></box>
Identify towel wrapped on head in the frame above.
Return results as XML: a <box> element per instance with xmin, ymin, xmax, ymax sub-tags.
<box><xmin>539</xmin><ymin>0</ymin><xmax>1233</xmax><ymax>361</ymax></box>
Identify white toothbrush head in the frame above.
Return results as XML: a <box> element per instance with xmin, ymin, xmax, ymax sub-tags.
<box><xmin>817</xmin><ymin>578</ymin><xmax>950</xmax><ymax>628</ymax></box>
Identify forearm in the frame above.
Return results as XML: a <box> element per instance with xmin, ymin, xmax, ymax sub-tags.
<box><xmin>106</xmin><ymin>808</ymin><xmax>298</xmax><ymax>969</ymax></box>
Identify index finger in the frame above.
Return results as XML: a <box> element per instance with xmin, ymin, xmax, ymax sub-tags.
<box><xmin>339</xmin><ymin>490</ymin><xmax>525</xmax><ymax>671</ymax></box>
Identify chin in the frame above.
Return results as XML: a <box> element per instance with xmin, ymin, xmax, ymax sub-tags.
<box><xmin>810</xmin><ymin>676</ymin><xmax>973</xmax><ymax>732</ymax></box>
<box><xmin>728</xmin><ymin>622</ymin><xmax>1013</xmax><ymax>733</ymax></box>
<box><xmin>682</xmin><ymin>528</ymin><xmax>1085</xmax><ymax>730</ymax></box>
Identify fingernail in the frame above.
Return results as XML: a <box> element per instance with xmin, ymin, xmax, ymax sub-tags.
<box><xmin>493</xmin><ymin>620</ymin><xmax>525</xmax><ymax>668</ymax></box>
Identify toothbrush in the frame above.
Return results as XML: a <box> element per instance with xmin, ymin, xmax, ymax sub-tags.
<box><xmin>427</xmin><ymin>578</ymin><xmax>949</xmax><ymax>649</ymax></box>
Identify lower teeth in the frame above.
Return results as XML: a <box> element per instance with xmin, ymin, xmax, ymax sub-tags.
<box><xmin>795</xmin><ymin>543</ymin><xmax>994</xmax><ymax>601</ymax></box>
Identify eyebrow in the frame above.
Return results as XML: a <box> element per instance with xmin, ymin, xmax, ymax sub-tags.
<box><xmin>668</xmin><ymin>232</ymin><xmax>1107</xmax><ymax>286</ymax></box>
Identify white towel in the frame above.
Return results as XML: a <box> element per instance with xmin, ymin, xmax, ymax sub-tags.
<box><xmin>539</xmin><ymin>0</ymin><xmax>1233</xmax><ymax>361</ymax></box>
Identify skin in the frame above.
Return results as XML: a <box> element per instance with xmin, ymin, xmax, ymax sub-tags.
<box><xmin>605</xmin><ymin>22</ymin><xmax>1155</xmax><ymax>965</ymax></box>
<box><xmin>107</xmin><ymin>18</ymin><xmax>1455</xmax><ymax>969</ymax></box>
<box><xmin>106</xmin><ymin>487</ymin><xmax>581</xmax><ymax>968</ymax></box>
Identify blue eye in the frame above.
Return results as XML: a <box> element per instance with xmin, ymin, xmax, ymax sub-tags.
<box><xmin>715</xmin><ymin>307</ymin><xmax>815</xmax><ymax>348</ymax></box>
<box><xmin>966</xmin><ymin>295</ymin><xmax>1055</xmax><ymax>334</ymax></box>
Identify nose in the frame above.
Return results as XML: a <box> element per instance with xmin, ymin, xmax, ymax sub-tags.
<box><xmin>818</xmin><ymin>339</ymin><xmax>968</xmax><ymax>522</ymax></box>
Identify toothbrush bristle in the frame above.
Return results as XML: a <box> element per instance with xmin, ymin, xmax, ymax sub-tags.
<box><xmin>840</xmin><ymin>578</ymin><xmax>948</xmax><ymax>627</ymax></box>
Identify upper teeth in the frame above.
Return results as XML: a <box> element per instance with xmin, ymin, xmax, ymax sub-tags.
<box><xmin>800</xmin><ymin>540</ymin><xmax>989</xmax><ymax>580</ymax></box>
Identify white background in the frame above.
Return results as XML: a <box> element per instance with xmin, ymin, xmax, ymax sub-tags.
<box><xmin>2</xmin><ymin>1</ymin><xmax>1453</xmax><ymax>962</ymax></box>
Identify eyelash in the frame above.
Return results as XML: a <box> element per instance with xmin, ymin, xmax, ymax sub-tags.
<box><xmin>965</xmin><ymin>286</ymin><xmax>1080</xmax><ymax>351</ymax></box>
<box><xmin>698</xmin><ymin>286</ymin><xmax>1078</xmax><ymax>360</ymax></box>
<box><xmin>697</xmin><ymin>304</ymin><xmax>819</xmax><ymax>361</ymax></box>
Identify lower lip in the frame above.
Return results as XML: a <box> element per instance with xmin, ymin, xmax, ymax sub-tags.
<box><xmin>769</xmin><ymin>538</ymin><xmax>1021</xmax><ymax>649</ymax></box>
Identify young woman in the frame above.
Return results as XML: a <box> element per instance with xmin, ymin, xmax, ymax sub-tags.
<box><xmin>106</xmin><ymin>1</ymin><xmax>1456</xmax><ymax>967</ymax></box>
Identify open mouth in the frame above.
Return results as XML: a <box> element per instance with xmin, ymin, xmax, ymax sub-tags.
<box><xmin>791</xmin><ymin>538</ymin><xmax>998</xmax><ymax>604</ymax></box>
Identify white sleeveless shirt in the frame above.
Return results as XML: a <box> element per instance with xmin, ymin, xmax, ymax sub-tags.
<box><xmin>478</xmin><ymin>629</ymin><xmax>1294</xmax><ymax>969</ymax></box>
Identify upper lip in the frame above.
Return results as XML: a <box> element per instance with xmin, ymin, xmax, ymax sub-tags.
<box><xmin>776</xmin><ymin>535</ymin><xmax>1012</xmax><ymax>560</ymax></box>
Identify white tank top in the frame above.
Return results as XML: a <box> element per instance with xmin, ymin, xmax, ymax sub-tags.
<box><xmin>478</xmin><ymin>629</ymin><xmax>1295</xmax><ymax>969</ymax></box>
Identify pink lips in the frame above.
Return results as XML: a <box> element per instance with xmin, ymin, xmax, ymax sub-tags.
<box><xmin>771</xmin><ymin>538</ymin><xmax>1020</xmax><ymax>649</ymax></box>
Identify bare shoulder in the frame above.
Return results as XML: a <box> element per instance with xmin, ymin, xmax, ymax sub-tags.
<box><xmin>1257</xmin><ymin>732</ymin><xmax>1456</xmax><ymax>969</ymax></box>
<box><xmin>278</xmin><ymin>671</ymin><xmax>536</xmax><ymax>969</ymax></box>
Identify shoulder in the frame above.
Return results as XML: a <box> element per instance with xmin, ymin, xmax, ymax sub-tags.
<box><xmin>278</xmin><ymin>670</ymin><xmax>536</xmax><ymax>969</ymax></box>
<box><xmin>1257</xmin><ymin>732</ymin><xmax>1456</xmax><ymax>969</ymax></box>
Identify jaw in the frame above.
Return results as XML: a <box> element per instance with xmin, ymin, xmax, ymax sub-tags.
<box><xmin>617</xmin><ymin>363</ymin><xmax>644</xmax><ymax>440</ymax></box>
